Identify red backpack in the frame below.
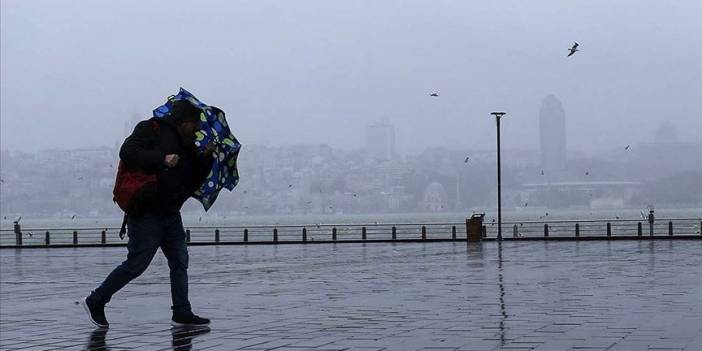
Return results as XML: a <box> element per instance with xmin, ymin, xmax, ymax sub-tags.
<box><xmin>113</xmin><ymin>120</ymin><xmax>160</xmax><ymax>238</ymax></box>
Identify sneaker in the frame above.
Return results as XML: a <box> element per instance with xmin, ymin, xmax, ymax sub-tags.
<box><xmin>82</xmin><ymin>296</ymin><xmax>109</xmax><ymax>328</ymax></box>
<box><xmin>171</xmin><ymin>312</ymin><xmax>210</xmax><ymax>327</ymax></box>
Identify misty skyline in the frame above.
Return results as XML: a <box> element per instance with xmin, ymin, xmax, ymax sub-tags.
<box><xmin>2</xmin><ymin>0</ymin><xmax>701</xmax><ymax>155</ymax></box>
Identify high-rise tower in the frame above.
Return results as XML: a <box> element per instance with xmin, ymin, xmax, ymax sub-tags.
<box><xmin>539</xmin><ymin>95</ymin><xmax>567</xmax><ymax>173</ymax></box>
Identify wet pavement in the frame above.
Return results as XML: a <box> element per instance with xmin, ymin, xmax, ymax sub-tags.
<box><xmin>1</xmin><ymin>240</ymin><xmax>702</xmax><ymax>350</ymax></box>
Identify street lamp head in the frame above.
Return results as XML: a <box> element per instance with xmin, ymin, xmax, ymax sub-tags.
<box><xmin>491</xmin><ymin>112</ymin><xmax>506</xmax><ymax>118</ymax></box>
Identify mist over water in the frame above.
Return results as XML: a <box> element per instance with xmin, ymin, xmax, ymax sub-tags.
<box><xmin>1</xmin><ymin>1</ymin><xmax>701</xmax><ymax>225</ymax></box>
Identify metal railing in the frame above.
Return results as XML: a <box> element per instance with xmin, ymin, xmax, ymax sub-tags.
<box><xmin>1</xmin><ymin>218</ymin><xmax>701</xmax><ymax>248</ymax></box>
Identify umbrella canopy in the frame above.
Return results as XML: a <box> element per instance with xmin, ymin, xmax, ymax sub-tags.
<box><xmin>153</xmin><ymin>88</ymin><xmax>241</xmax><ymax>211</ymax></box>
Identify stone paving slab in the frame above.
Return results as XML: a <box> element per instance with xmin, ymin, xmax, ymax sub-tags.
<box><xmin>1</xmin><ymin>241</ymin><xmax>702</xmax><ymax>350</ymax></box>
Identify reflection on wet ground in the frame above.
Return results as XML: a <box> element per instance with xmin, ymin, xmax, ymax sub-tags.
<box><xmin>1</xmin><ymin>240</ymin><xmax>701</xmax><ymax>350</ymax></box>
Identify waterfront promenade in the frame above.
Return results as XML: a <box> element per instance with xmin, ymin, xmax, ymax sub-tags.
<box><xmin>1</xmin><ymin>240</ymin><xmax>702</xmax><ymax>350</ymax></box>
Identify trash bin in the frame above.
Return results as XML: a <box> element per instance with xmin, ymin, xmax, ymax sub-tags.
<box><xmin>466</xmin><ymin>213</ymin><xmax>484</xmax><ymax>242</ymax></box>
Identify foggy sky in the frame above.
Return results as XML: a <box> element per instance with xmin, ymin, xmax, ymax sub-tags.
<box><xmin>2</xmin><ymin>0</ymin><xmax>701</xmax><ymax>155</ymax></box>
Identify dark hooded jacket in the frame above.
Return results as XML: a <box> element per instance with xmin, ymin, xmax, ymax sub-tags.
<box><xmin>119</xmin><ymin>117</ymin><xmax>211</xmax><ymax>215</ymax></box>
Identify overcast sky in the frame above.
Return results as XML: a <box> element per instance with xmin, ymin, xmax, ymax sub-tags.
<box><xmin>2</xmin><ymin>0</ymin><xmax>701</xmax><ymax>155</ymax></box>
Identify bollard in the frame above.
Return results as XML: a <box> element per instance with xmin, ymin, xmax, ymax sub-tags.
<box><xmin>392</xmin><ymin>226</ymin><xmax>397</xmax><ymax>240</ymax></box>
<box><xmin>421</xmin><ymin>226</ymin><xmax>426</xmax><ymax>240</ymax></box>
<box><xmin>273</xmin><ymin>228</ymin><xmax>278</xmax><ymax>242</ymax></box>
<box><xmin>668</xmin><ymin>221</ymin><xmax>673</xmax><ymax>236</ymax></box>
<box><xmin>73</xmin><ymin>230</ymin><xmax>78</xmax><ymax>245</ymax></box>
<box><xmin>544</xmin><ymin>224</ymin><xmax>549</xmax><ymax>237</ymax></box>
<box><xmin>452</xmin><ymin>225</ymin><xmax>457</xmax><ymax>239</ymax></box>
<box><xmin>482</xmin><ymin>225</ymin><xmax>487</xmax><ymax>238</ymax></box>
<box><xmin>215</xmin><ymin>229</ymin><xmax>220</xmax><ymax>243</ymax></box>
<box><xmin>575</xmin><ymin>223</ymin><xmax>580</xmax><ymax>238</ymax></box>
<box><xmin>332</xmin><ymin>227</ymin><xmax>337</xmax><ymax>241</ymax></box>
<box><xmin>607</xmin><ymin>222</ymin><xmax>612</xmax><ymax>237</ymax></box>
<box><xmin>45</xmin><ymin>231</ymin><xmax>50</xmax><ymax>246</ymax></box>
<box><xmin>14</xmin><ymin>222</ymin><xmax>22</xmax><ymax>246</ymax></box>
<box><xmin>513</xmin><ymin>224</ymin><xmax>518</xmax><ymax>238</ymax></box>
<box><xmin>302</xmin><ymin>227</ymin><xmax>307</xmax><ymax>242</ymax></box>
<box><xmin>186</xmin><ymin>229</ymin><xmax>191</xmax><ymax>243</ymax></box>
<box><xmin>101</xmin><ymin>230</ymin><xmax>106</xmax><ymax>245</ymax></box>
<box><xmin>362</xmin><ymin>226</ymin><xmax>367</xmax><ymax>240</ymax></box>
<box><xmin>243</xmin><ymin>228</ymin><xmax>248</xmax><ymax>242</ymax></box>
<box><xmin>637</xmin><ymin>222</ymin><xmax>643</xmax><ymax>237</ymax></box>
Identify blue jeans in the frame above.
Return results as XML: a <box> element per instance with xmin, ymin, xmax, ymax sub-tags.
<box><xmin>90</xmin><ymin>213</ymin><xmax>191</xmax><ymax>314</ymax></box>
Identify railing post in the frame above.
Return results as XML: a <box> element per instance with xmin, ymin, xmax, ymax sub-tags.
<box><xmin>544</xmin><ymin>224</ymin><xmax>549</xmax><ymax>237</ymax></box>
<box><xmin>73</xmin><ymin>230</ymin><xmax>78</xmax><ymax>245</ymax></box>
<box><xmin>243</xmin><ymin>228</ymin><xmax>248</xmax><ymax>242</ymax></box>
<box><xmin>392</xmin><ymin>226</ymin><xmax>397</xmax><ymax>240</ymax></box>
<box><xmin>637</xmin><ymin>222</ymin><xmax>642</xmax><ymax>237</ymax></box>
<box><xmin>512</xmin><ymin>224</ymin><xmax>518</xmax><ymax>238</ymax></box>
<box><xmin>575</xmin><ymin>223</ymin><xmax>580</xmax><ymax>238</ymax></box>
<box><xmin>668</xmin><ymin>221</ymin><xmax>673</xmax><ymax>236</ymax></box>
<box><xmin>45</xmin><ymin>231</ymin><xmax>50</xmax><ymax>246</ymax></box>
<box><xmin>302</xmin><ymin>227</ymin><xmax>307</xmax><ymax>242</ymax></box>
<box><xmin>273</xmin><ymin>228</ymin><xmax>278</xmax><ymax>242</ymax></box>
<box><xmin>101</xmin><ymin>230</ymin><xmax>106</xmax><ymax>245</ymax></box>
<box><xmin>482</xmin><ymin>225</ymin><xmax>487</xmax><ymax>238</ymax></box>
<box><xmin>421</xmin><ymin>226</ymin><xmax>426</xmax><ymax>240</ymax></box>
<box><xmin>215</xmin><ymin>229</ymin><xmax>220</xmax><ymax>243</ymax></box>
<box><xmin>362</xmin><ymin>226</ymin><xmax>367</xmax><ymax>241</ymax></box>
<box><xmin>452</xmin><ymin>225</ymin><xmax>457</xmax><ymax>239</ymax></box>
<box><xmin>332</xmin><ymin>227</ymin><xmax>337</xmax><ymax>241</ymax></box>
<box><xmin>607</xmin><ymin>222</ymin><xmax>612</xmax><ymax>237</ymax></box>
<box><xmin>186</xmin><ymin>229</ymin><xmax>191</xmax><ymax>243</ymax></box>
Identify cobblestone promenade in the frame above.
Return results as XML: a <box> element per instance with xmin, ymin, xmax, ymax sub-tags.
<box><xmin>1</xmin><ymin>240</ymin><xmax>702</xmax><ymax>350</ymax></box>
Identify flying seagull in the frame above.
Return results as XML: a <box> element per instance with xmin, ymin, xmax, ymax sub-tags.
<box><xmin>464</xmin><ymin>156</ymin><xmax>470</xmax><ymax>163</ymax></box>
<box><xmin>624</xmin><ymin>145</ymin><xmax>630</xmax><ymax>150</ymax></box>
<box><xmin>429</xmin><ymin>92</ymin><xmax>439</xmax><ymax>97</ymax></box>
<box><xmin>567</xmin><ymin>42</ymin><xmax>579</xmax><ymax>57</ymax></box>
<box><xmin>540</xmin><ymin>170</ymin><xmax>545</xmax><ymax>176</ymax></box>
<box><xmin>585</xmin><ymin>171</ymin><xmax>589</xmax><ymax>176</ymax></box>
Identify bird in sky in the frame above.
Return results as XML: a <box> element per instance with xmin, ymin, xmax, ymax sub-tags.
<box><xmin>585</xmin><ymin>171</ymin><xmax>590</xmax><ymax>176</ymax></box>
<box><xmin>71</xmin><ymin>215</ymin><xmax>76</xmax><ymax>220</ymax></box>
<box><xmin>540</xmin><ymin>170</ymin><xmax>545</xmax><ymax>176</ymax></box>
<box><xmin>625</xmin><ymin>145</ymin><xmax>630</xmax><ymax>150</ymax></box>
<box><xmin>27</xmin><ymin>232</ymin><xmax>33</xmax><ymax>237</ymax></box>
<box><xmin>353</xmin><ymin>194</ymin><xmax>357</xmax><ymax>197</ymax></box>
<box><xmin>288</xmin><ymin>184</ymin><xmax>293</xmax><ymax>188</ymax></box>
<box><xmin>524</xmin><ymin>202</ymin><xmax>528</xmax><ymax>207</ymax></box>
<box><xmin>567</xmin><ymin>42</ymin><xmax>579</xmax><ymax>57</ymax></box>
<box><xmin>464</xmin><ymin>156</ymin><xmax>470</xmax><ymax>163</ymax></box>
<box><xmin>430</xmin><ymin>92</ymin><xmax>439</xmax><ymax>97</ymax></box>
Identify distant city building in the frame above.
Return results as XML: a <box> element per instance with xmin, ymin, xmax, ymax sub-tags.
<box><xmin>366</xmin><ymin>122</ymin><xmax>397</xmax><ymax>161</ymax></box>
<box><xmin>637</xmin><ymin>121</ymin><xmax>702</xmax><ymax>177</ymax></box>
<box><xmin>539</xmin><ymin>95</ymin><xmax>567</xmax><ymax>174</ymax></box>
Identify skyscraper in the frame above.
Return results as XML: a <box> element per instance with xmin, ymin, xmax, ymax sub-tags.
<box><xmin>366</xmin><ymin>122</ymin><xmax>397</xmax><ymax>161</ymax></box>
<box><xmin>539</xmin><ymin>95</ymin><xmax>567</xmax><ymax>173</ymax></box>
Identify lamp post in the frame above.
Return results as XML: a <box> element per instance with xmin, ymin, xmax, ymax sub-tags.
<box><xmin>491</xmin><ymin>112</ymin><xmax>506</xmax><ymax>240</ymax></box>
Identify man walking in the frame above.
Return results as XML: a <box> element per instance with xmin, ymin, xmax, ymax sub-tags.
<box><xmin>83</xmin><ymin>100</ymin><xmax>214</xmax><ymax>328</ymax></box>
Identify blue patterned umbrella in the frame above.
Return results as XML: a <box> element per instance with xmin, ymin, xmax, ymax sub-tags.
<box><xmin>153</xmin><ymin>88</ymin><xmax>241</xmax><ymax>211</ymax></box>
